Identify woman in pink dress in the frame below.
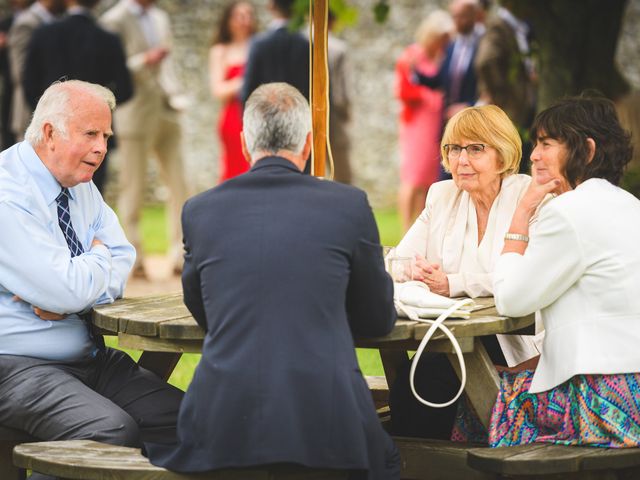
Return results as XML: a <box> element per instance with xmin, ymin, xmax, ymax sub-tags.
<box><xmin>209</xmin><ymin>1</ymin><xmax>257</xmax><ymax>183</ymax></box>
<box><xmin>395</xmin><ymin>10</ymin><xmax>453</xmax><ymax>232</ymax></box>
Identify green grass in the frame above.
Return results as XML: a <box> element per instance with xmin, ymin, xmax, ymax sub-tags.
<box><xmin>128</xmin><ymin>205</ymin><xmax>402</xmax><ymax>390</ymax></box>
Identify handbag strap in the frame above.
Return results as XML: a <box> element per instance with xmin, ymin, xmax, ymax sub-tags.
<box><xmin>408</xmin><ymin>298</ymin><xmax>474</xmax><ymax>408</ymax></box>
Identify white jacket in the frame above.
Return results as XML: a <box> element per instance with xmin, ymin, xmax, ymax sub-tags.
<box><xmin>494</xmin><ymin>179</ymin><xmax>640</xmax><ymax>393</ymax></box>
<box><xmin>396</xmin><ymin>174</ymin><xmax>542</xmax><ymax>366</ymax></box>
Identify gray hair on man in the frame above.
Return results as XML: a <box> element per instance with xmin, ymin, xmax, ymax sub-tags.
<box><xmin>25</xmin><ymin>80</ymin><xmax>116</xmax><ymax>146</ymax></box>
<box><xmin>242</xmin><ymin>82</ymin><xmax>311</xmax><ymax>159</ymax></box>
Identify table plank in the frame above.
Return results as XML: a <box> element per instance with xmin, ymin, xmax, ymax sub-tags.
<box><xmin>414</xmin><ymin>313</ymin><xmax>535</xmax><ymax>341</ymax></box>
<box><xmin>119</xmin><ymin>333</ymin><xmax>202</xmax><ymax>354</ymax></box>
<box><xmin>93</xmin><ymin>292</ymin><xmax>184</xmax><ymax>333</ymax></box>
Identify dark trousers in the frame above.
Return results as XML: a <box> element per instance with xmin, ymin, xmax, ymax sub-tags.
<box><xmin>0</xmin><ymin>347</ymin><xmax>183</xmax><ymax>479</ymax></box>
<box><xmin>389</xmin><ymin>335</ymin><xmax>506</xmax><ymax>439</ymax></box>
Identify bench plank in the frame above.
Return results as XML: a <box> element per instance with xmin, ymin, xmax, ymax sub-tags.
<box><xmin>468</xmin><ymin>444</ymin><xmax>640</xmax><ymax>476</ymax></box>
<box><xmin>393</xmin><ymin>437</ymin><xmax>493</xmax><ymax>480</ymax></box>
<box><xmin>14</xmin><ymin>440</ymin><xmax>349</xmax><ymax>480</ymax></box>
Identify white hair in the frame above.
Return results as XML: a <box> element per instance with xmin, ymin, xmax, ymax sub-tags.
<box><xmin>242</xmin><ymin>82</ymin><xmax>311</xmax><ymax>159</ymax></box>
<box><xmin>24</xmin><ymin>80</ymin><xmax>116</xmax><ymax>146</ymax></box>
<box><xmin>415</xmin><ymin>10</ymin><xmax>454</xmax><ymax>48</ymax></box>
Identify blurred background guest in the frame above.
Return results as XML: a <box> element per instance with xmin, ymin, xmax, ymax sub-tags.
<box><xmin>23</xmin><ymin>0</ymin><xmax>133</xmax><ymax>194</ymax></box>
<box><xmin>395</xmin><ymin>9</ymin><xmax>453</xmax><ymax>232</ymax></box>
<box><xmin>8</xmin><ymin>0</ymin><xmax>65</xmax><ymax>142</ymax></box>
<box><xmin>209</xmin><ymin>1</ymin><xmax>256</xmax><ymax>183</ymax></box>
<box><xmin>475</xmin><ymin>0</ymin><xmax>536</xmax><ymax>173</ymax></box>
<box><xmin>413</xmin><ymin>0</ymin><xmax>481</xmax><ymax>125</ymax></box>
<box><xmin>327</xmin><ymin>10</ymin><xmax>352</xmax><ymax>185</ymax></box>
<box><xmin>0</xmin><ymin>0</ymin><xmax>30</xmax><ymax>150</ymax></box>
<box><xmin>101</xmin><ymin>0</ymin><xmax>189</xmax><ymax>279</ymax></box>
<box><xmin>240</xmin><ymin>0</ymin><xmax>309</xmax><ymax>102</ymax></box>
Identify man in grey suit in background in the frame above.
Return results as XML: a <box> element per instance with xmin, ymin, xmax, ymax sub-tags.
<box><xmin>101</xmin><ymin>0</ymin><xmax>188</xmax><ymax>279</ymax></box>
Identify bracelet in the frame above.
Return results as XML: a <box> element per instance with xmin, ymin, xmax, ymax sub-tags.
<box><xmin>504</xmin><ymin>232</ymin><xmax>529</xmax><ymax>243</ymax></box>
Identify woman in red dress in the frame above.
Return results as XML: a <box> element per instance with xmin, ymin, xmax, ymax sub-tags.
<box><xmin>209</xmin><ymin>1</ymin><xmax>257</xmax><ymax>183</ymax></box>
<box><xmin>395</xmin><ymin>10</ymin><xmax>453</xmax><ymax>232</ymax></box>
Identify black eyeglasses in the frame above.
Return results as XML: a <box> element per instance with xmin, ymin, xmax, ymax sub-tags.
<box><xmin>444</xmin><ymin>144</ymin><xmax>488</xmax><ymax>159</ymax></box>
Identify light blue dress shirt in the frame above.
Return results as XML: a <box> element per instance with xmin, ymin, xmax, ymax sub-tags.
<box><xmin>0</xmin><ymin>142</ymin><xmax>136</xmax><ymax>361</ymax></box>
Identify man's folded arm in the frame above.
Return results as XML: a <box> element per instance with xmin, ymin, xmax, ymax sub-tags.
<box><xmin>91</xmin><ymin>200</ymin><xmax>136</xmax><ymax>305</ymax></box>
<box><xmin>0</xmin><ymin>202</ymin><xmax>116</xmax><ymax>313</ymax></box>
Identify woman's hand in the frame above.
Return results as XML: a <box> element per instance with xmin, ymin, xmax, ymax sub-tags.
<box><xmin>413</xmin><ymin>255</ymin><xmax>450</xmax><ymax>296</ymax></box>
<box><xmin>519</xmin><ymin>165</ymin><xmax>562</xmax><ymax>215</ymax></box>
<box><xmin>495</xmin><ymin>355</ymin><xmax>540</xmax><ymax>374</ymax></box>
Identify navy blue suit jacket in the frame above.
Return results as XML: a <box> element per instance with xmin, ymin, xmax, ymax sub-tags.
<box><xmin>414</xmin><ymin>38</ymin><xmax>479</xmax><ymax>108</ymax></box>
<box><xmin>145</xmin><ymin>157</ymin><xmax>399</xmax><ymax>479</ymax></box>
<box><xmin>241</xmin><ymin>25</ymin><xmax>310</xmax><ymax>102</ymax></box>
<box><xmin>22</xmin><ymin>13</ymin><xmax>132</xmax><ymax>110</ymax></box>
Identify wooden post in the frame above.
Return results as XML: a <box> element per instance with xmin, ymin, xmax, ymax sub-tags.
<box><xmin>311</xmin><ymin>0</ymin><xmax>328</xmax><ymax>178</ymax></box>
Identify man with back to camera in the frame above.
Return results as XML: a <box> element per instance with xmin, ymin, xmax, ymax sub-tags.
<box><xmin>145</xmin><ymin>82</ymin><xmax>400</xmax><ymax>480</ymax></box>
<box><xmin>22</xmin><ymin>0</ymin><xmax>134</xmax><ymax>193</ymax></box>
<box><xmin>241</xmin><ymin>0</ymin><xmax>310</xmax><ymax>102</ymax></box>
<box><xmin>0</xmin><ymin>80</ymin><xmax>183</xmax><ymax>480</ymax></box>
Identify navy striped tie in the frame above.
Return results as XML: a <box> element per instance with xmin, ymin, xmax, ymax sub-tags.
<box><xmin>55</xmin><ymin>188</ymin><xmax>103</xmax><ymax>351</ymax></box>
<box><xmin>56</xmin><ymin>188</ymin><xmax>84</xmax><ymax>257</ymax></box>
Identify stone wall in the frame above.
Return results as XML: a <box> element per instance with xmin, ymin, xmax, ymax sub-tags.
<box><xmin>2</xmin><ymin>0</ymin><xmax>640</xmax><ymax>207</ymax></box>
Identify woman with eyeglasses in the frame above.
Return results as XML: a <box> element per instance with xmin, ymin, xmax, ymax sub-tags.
<box><xmin>487</xmin><ymin>95</ymin><xmax>640</xmax><ymax>447</ymax></box>
<box><xmin>390</xmin><ymin>104</ymin><xmax>542</xmax><ymax>439</ymax></box>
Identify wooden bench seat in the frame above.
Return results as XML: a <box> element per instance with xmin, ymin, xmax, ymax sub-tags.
<box><xmin>392</xmin><ymin>437</ymin><xmax>494</xmax><ymax>480</ymax></box>
<box><xmin>13</xmin><ymin>440</ymin><xmax>350</xmax><ymax>480</ymax></box>
<box><xmin>467</xmin><ymin>443</ymin><xmax>640</xmax><ymax>479</ymax></box>
<box><xmin>364</xmin><ymin>375</ymin><xmax>389</xmax><ymax>409</ymax></box>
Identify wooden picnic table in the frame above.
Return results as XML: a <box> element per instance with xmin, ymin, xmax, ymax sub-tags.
<box><xmin>92</xmin><ymin>294</ymin><xmax>535</xmax><ymax>429</ymax></box>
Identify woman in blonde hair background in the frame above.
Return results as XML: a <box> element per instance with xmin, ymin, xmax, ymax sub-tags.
<box><xmin>390</xmin><ymin>104</ymin><xmax>542</xmax><ymax>439</ymax></box>
<box><xmin>395</xmin><ymin>10</ymin><xmax>453</xmax><ymax>232</ymax></box>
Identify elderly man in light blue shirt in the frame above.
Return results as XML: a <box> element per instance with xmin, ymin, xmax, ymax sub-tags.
<box><xmin>0</xmin><ymin>80</ymin><xmax>183</xmax><ymax>480</ymax></box>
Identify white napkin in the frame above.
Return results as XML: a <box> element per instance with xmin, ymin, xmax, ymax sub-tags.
<box><xmin>394</xmin><ymin>281</ymin><xmax>474</xmax><ymax>319</ymax></box>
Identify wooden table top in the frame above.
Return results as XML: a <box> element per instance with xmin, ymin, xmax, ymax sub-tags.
<box><xmin>92</xmin><ymin>293</ymin><xmax>535</xmax><ymax>353</ymax></box>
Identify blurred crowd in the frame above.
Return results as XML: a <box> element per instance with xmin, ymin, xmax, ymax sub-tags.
<box><xmin>0</xmin><ymin>0</ymin><xmax>540</xmax><ymax>265</ymax></box>
<box><xmin>395</xmin><ymin>0</ymin><xmax>537</xmax><ymax>231</ymax></box>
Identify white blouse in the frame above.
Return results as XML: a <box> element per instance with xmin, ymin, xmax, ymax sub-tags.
<box><xmin>396</xmin><ymin>174</ymin><xmax>543</xmax><ymax>366</ymax></box>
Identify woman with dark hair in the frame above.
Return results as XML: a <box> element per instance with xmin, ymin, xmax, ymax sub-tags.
<box><xmin>209</xmin><ymin>1</ymin><xmax>256</xmax><ymax>182</ymax></box>
<box><xmin>482</xmin><ymin>95</ymin><xmax>640</xmax><ymax>447</ymax></box>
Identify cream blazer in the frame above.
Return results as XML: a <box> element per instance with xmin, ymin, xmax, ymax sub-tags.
<box><xmin>100</xmin><ymin>0</ymin><xmax>185</xmax><ymax>137</ymax></box>
<box><xmin>495</xmin><ymin>179</ymin><xmax>640</xmax><ymax>393</ymax></box>
<box><xmin>396</xmin><ymin>174</ymin><xmax>542</xmax><ymax>366</ymax></box>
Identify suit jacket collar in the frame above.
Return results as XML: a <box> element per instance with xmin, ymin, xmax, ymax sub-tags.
<box><xmin>250</xmin><ymin>156</ymin><xmax>302</xmax><ymax>174</ymax></box>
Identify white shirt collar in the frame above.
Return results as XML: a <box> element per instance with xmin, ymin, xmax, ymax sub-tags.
<box><xmin>126</xmin><ymin>0</ymin><xmax>150</xmax><ymax>16</ymax></box>
<box><xmin>268</xmin><ymin>18</ymin><xmax>288</xmax><ymax>30</ymax></box>
<box><xmin>31</xmin><ymin>1</ymin><xmax>57</xmax><ymax>24</ymax></box>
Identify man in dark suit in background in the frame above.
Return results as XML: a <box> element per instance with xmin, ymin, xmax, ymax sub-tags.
<box><xmin>413</xmin><ymin>0</ymin><xmax>481</xmax><ymax>121</ymax></box>
<box><xmin>22</xmin><ymin>0</ymin><xmax>133</xmax><ymax>193</ymax></box>
<box><xmin>240</xmin><ymin>0</ymin><xmax>309</xmax><ymax>102</ymax></box>
<box><xmin>145</xmin><ymin>82</ymin><xmax>400</xmax><ymax>480</ymax></box>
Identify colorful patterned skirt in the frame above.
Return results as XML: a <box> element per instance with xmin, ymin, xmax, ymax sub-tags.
<box><xmin>451</xmin><ymin>370</ymin><xmax>640</xmax><ymax>448</ymax></box>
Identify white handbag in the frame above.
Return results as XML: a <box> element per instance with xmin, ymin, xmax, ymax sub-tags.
<box><xmin>394</xmin><ymin>281</ymin><xmax>474</xmax><ymax>408</ymax></box>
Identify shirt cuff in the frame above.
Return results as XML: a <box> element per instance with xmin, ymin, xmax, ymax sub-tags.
<box><xmin>89</xmin><ymin>243</ymin><xmax>112</xmax><ymax>262</ymax></box>
<box><xmin>447</xmin><ymin>273</ymin><xmax>464</xmax><ymax>297</ymax></box>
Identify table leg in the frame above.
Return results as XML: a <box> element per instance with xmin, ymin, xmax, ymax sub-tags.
<box><xmin>379</xmin><ymin>349</ymin><xmax>409</xmax><ymax>390</ymax></box>
<box><xmin>447</xmin><ymin>337</ymin><xmax>500</xmax><ymax>431</ymax></box>
<box><xmin>137</xmin><ymin>352</ymin><xmax>182</xmax><ymax>381</ymax></box>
